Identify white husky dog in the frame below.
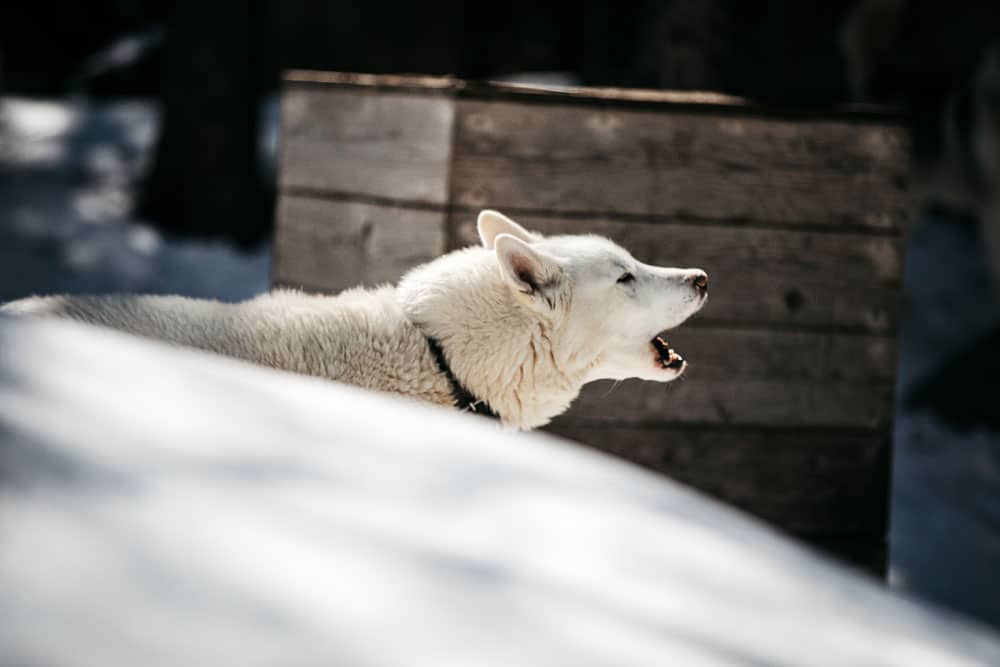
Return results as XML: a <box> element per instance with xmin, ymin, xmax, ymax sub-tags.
<box><xmin>2</xmin><ymin>211</ymin><xmax>708</xmax><ymax>430</ymax></box>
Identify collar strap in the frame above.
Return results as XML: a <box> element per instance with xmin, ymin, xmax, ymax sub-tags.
<box><xmin>424</xmin><ymin>335</ymin><xmax>500</xmax><ymax>420</ymax></box>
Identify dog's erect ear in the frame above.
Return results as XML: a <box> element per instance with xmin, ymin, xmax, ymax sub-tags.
<box><xmin>494</xmin><ymin>233</ymin><xmax>562</xmax><ymax>308</ymax></box>
<box><xmin>477</xmin><ymin>210</ymin><xmax>541</xmax><ymax>249</ymax></box>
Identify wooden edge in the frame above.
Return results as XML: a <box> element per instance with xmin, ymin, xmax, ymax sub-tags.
<box><xmin>282</xmin><ymin>69</ymin><xmax>906</xmax><ymax>123</ymax></box>
<box><xmin>283</xmin><ymin>70</ymin><xmax>462</xmax><ymax>92</ymax></box>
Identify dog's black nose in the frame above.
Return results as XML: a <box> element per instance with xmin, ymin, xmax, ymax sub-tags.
<box><xmin>689</xmin><ymin>271</ymin><xmax>708</xmax><ymax>292</ymax></box>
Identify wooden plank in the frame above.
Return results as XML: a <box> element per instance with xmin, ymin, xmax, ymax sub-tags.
<box><xmin>272</xmin><ymin>196</ymin><xmax>446</xmax><ymax>292</ymax></box>
<box><xmin>547</xmin><ymin>423</ymin><xmax>889</xmax><ymax>537</ymax></box>
<box><xmin>279</xmin><ymin>86</ymin><xmax>455</xmax><ymax>204</ymax></box>
<box><xmin>452</xmin><ymin>213</ymin><xmax>903</xmax><ymax>333</ymax></box>
<box><xmin>554</xmin><ymin>327</ymin><xmax>895</xmax><ymax>430</ymax></box>
<box><xmin>563</xmin><ymin>377</ymin><xmax>892</xmax><ymax>429</ymax></box>
<box><xmin>451</xmin><ymin>99</ymin><xmax>909</xmax><ymax>230</ymax></box>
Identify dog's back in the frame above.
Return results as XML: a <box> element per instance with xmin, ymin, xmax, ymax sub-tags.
<box><xmin>3</xmin><ymin>294</ymin><xmax>234</xmax><ymax>353</ymax></box>
<box><xmin>1</xmin><ymin>289</ymin><xmax>456</xmax><ymax>407</ymax></box>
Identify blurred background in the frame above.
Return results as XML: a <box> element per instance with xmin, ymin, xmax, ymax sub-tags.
<box><xmin>1</xmin><ymin>0</ymin><xmax>999</xmax><ymax>629</ymax></box>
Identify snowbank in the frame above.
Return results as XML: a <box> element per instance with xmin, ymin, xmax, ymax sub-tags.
<box><xmin>1</xmin><ymin>315</ymin><xmax>998</xmax><ymax>666</ymax></box>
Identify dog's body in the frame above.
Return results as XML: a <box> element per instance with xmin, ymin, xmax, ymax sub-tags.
<box><xmin>2</xmin><ymin>211</ymin><xmax>708</xmax><ymax>429</ymax></box>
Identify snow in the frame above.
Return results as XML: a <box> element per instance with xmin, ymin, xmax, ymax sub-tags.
<box><xmin>1</xmin><ymin>314</ymin><xmax>999</xmax><ymax>666</ymax></box>
<box><xmin>889</xmin><ymin>215</ymin><xmax>1000</xmax><ymax>624</ymax></box>
<box><xmin>0</xmin><ymin>96</ymin><xmax>270</xmax><ymax>303</ymax></box>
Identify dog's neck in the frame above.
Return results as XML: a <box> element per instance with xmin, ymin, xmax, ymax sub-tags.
<box><xmin>398</xmin><ymin>247</ymin><xmax>597</xmax><ymax>430</ymax></box>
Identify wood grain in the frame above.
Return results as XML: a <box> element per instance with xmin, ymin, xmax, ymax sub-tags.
<box><xmin>654</xmin><ymin>327</ymin><xmax>896</xmax><ymax>382</ymax></box>
<box><xmin>275</xmin><ymin>200</ymin><xmax>896</xmax><ymax>428</ymax></box>
<box><xmin>273</xmin><ymin>196</ymin><xmax>446</xmax><ymax>292</ymax></box>
<box><xmin>451</xmin><ymin>99</ymin><xmax>909</xmax><ymax>230</ymax></box>
<box><xmin>562</xmin><ymin>377</ymin><xmax>893</xmax><ymax>429</ymax></box>
<box><xmin>280</xmin><ymin>87</ymin><xmax>455</xmax><ymax>204</ymax></box>
<box><xmin>453</xmin><ymin>213</ymin><xmax>903</xmax><ymax>333</ymax></box>
<box><xmin>551</xmin><ymin>326</ymin><xmax>896</xmax><ymax>429</ymax></box>
<box><xmin>547</xmin><ymin>423</ymin><xmax>889</xmax><ymax>536</ymax></box>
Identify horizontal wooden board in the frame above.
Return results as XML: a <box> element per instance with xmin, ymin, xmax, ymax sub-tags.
<box><xmin>562</xmin><ymin>377</ymin><xmax>893</xmax><ymax>430</ymax></box>
<box><xmin>273</xmin><ymin>196</ymin><xmax>446</xmax><ymax>292</ymax></box>
<box><xmin>655</xmin><ymin>327</ymin><xmax>896</xmax><ymax>383</ymax></box>
<box><xmin>553</xmin><ymin>313</ymin><xmax>896</xmax><ymax>431</ymax></box>
<box><xmin>547</xmin><ymin>424</ymin><xmax>889</xmax><ymax>537</ymax></box>
<box><xmin>452</xmin><ymin>213</ymin><xmax>903</xmax><ymax>333</ymax></box>
<box><xmin>280</xmin><ymin>87</ymin><xmax>455</xmax><ymax>204</ymax></box>
<box><xmin>451</xmin><ymin>99</ymin><xmax>909</xmax><ymax>230</ymax></box>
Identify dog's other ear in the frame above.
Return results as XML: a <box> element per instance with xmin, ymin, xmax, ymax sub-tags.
<box><xmin>494</xmin><ymin>233</ymin><xmax>562</xmax><ymax>308</ymax></box>
<box><xmin>477</xmin><ymin>210</ymin><xmax>541</xmax><ymax>249</ymax></box>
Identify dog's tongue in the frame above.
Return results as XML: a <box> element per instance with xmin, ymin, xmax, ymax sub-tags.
<box><xmin>652</xmin><ymin>335</ymin><xmax>685</xmax><ymax>370</ymax></box>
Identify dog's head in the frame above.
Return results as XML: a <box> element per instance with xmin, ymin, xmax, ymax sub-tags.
<box><xmin>478</xmin><ymin>210</ymin><xmax>708</xmax><ymax>383</ymax></box>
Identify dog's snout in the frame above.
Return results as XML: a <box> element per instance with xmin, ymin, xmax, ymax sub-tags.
<box><xmin>687</xmin><ymin>271</ymin><xmax>708</xmax><ymax>293</ymax></box>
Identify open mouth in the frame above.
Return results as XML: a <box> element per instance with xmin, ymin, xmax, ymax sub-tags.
<box><xmin>651</xmin><ymin>335</ymin><xmax>686</xmax><ymax>371</ymax></box>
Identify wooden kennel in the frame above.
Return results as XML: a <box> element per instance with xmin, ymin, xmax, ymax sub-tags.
<box><xmin>272</xmin><ymin>71</ymin><xmax>908</xmax><ymax>573</ymax></box>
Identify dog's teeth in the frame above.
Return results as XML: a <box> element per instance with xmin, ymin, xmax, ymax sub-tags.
<box><xmin>652</xmin><ymin>335</ymin><xmax>686</xmax><ymax>370</ymax></box>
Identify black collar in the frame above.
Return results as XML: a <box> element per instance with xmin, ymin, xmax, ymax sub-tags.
<box><xmin>424</xmin><ymin>335</ymin><xmax>500</xmax><ymax>420</ymax></box>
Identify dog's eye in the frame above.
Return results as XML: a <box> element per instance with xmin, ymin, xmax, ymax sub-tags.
<box><xmin>617</xmin><ymin>272</ymin><xmax>636</xmax><ymax>285</ymax></box>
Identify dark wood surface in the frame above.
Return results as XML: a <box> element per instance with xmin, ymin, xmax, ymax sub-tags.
<box><xmin>548</xmin><ymin>424</ymin><xmax>889</xmax><ymax>535</ymax></box>
<box><xmin>272</xmin><ymin>71</ymin><xmax>908</xmax><ymax>574</ymax></box>
<box><xmin>564</xmin><ymin>377</ymin><xmax>892</xmax><ymax>430</ymax></box>
<box><xmin>450</xmin><ymin>99</ymin><xmax>908</xmax><ymax>231</ymax></box>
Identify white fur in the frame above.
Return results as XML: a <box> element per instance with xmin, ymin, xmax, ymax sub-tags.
<box><xmin>2</xmin><ymin>210</ymin><xmax>707</xmax><ymax>430</ymax></box>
